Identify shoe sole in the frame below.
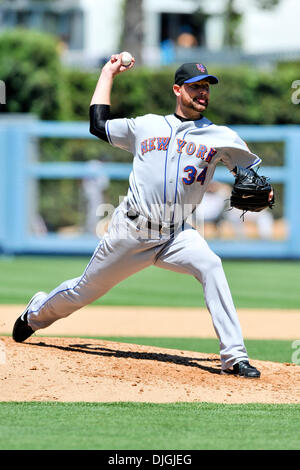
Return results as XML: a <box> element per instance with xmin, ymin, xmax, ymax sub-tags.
<box><xmin>221</xmin><ymin>370</ymin><xmax>261</xmax><ymax>378</ymax></box>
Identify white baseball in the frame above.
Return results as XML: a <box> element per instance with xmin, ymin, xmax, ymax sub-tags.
<box><xmin>121</xmin><ymin>51</ymin><xmax>132</xmax><ymax>66</ymax></box>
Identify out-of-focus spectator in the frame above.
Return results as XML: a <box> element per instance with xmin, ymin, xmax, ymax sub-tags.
<box><xmin>177</xmin><ymin>32</ymin><xmax>198</xmax><ymax>48</ymax></box>
<box><xmin>82</xmin><ymin>160</ymin><xmax>110</xmax><ymax>235</ymax></box>
<box><xmin>160</xmin><ymin>39</ymin><xmax>175</xmax><ymax>64</ymax></box>
<box><xmin>30</xmin><ymin>214</ymin><xmax>48</xmax><ymax>236</ymax></box>
<box><xmin>201</xmin><ymin>182</ymin><xmax>230</xmax><ymax>224</ymax></box>
<box><xmin>57</xmin><ymin>34</ymin><xmax>69</xmax><ymax>56</ymax></box>
<box><xmin>189</xmin><ymin>182</ymin><xmax>230</xmax><ymax>237</ymax></box>
<box><xmin>225</xmin><ymin>207</ymin><xmax>274</xmax><ymax>240</ymax></box>
<box><xmin>177</xmin><ymin>25</ymin><xmax>198</xmax><ymax>48</ymax></box>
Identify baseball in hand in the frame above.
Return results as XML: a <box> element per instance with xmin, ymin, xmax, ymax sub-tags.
<box><xmin>121</xmin><ymin>51</ymin><xmax>133</xmax><ymax>66</ymax></box>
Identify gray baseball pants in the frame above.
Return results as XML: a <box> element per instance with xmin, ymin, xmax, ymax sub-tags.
<box><xmin>27</xmin><ymin>204</ymin><xmax>248</xmax><ymax>369</ymax></box>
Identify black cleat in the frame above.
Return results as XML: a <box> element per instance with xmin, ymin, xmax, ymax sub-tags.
<box><xmin>12</xmin><ymin>312</ymin><xmax>34</xmax><ymax>343</ymax></box>
<box><xmin>221</xmin><ymin>360</ymin><xmax>261</xmax><ymax>378</ymax></box>
<box><xmin>12</xmin><ymin>292</ymin><xmax>46</xmax><ymax>343</ymax></box>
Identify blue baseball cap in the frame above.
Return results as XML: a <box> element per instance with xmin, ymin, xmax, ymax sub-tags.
<box><xmin>175</xmin><ymin>63</ymin><xmax>219</xmax><ymax>86</ymax></box>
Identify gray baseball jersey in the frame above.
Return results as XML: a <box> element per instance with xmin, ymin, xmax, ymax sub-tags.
<box><xmin>106</xmin><ymin>113</ymin><xmax>260</xmax><ymax>223</ymax></box>
<box><xmin>27</xmin><ymin>112</ymin><xmax>261</xmax><ymax>370</ymax></box>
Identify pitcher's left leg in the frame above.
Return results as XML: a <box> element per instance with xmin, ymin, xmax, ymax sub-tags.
<box><xmin>155</xmin><ymin>227</ymin><xmax>248</xmax><ymax>370</ymax></box>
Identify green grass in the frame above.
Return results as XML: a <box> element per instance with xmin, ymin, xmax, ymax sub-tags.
<box><xmin>0</xmin><ymin>256</ymin><xmax>300</xmax><ymax>308</ymax></box>
<box><xmin>87</xmin><ymin>337</ymin><xmax>295</xmax><ymax>364</ymax></box>
<box><xmin>0</xmin><ymin>402</ymin><xmax>298</xmax><ymax>450</ymax></box>
<box><xmin>1</xmin><ymin>257</ymin><xmax>298</xmax><ymax>451</ymax></box>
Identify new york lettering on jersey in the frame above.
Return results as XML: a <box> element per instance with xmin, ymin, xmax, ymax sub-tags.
<box><xmin>140</xmin><ymin>136</ymin><xmax>217</xmax><ymax>163</ymax></box>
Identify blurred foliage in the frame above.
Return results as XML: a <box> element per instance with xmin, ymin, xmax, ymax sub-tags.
<box><xmin>39</xmin><ymin>179</ymin><xmax>84</xmax><ymax>231</ymax></box>
<box><xmin>107</xmin><ymin>180</ymin><xmax>129</xmax><ymax>208</ymax></box>
<box><xmin>0</xmin><ymin>29</ymin><xmax>70</xmax><ymax>119</ymax></box>
<box><xmin>110</xmin><ymin>67</ymin><xmax>175</xmax><ymax>119</ymax></box>
<box><xmin>38</xmin><ymin>178</ymin><xmax>129</xmax><ymax>231</ymax></box>
<box><xmin>249</xmin><ymin>141</ymin><xmax>284</xmax><ymax>166</ymax></box>
<box><xmin>223</xmin><ymin>0</ymin><xmax>243</xmax><ymax>47</ymax></box>
<box><xmin>67</xmin><ymin>63</ymin><xmax>300</xmax><ymax>126</ymax></box>
<box><xmin>39</xmin><ymin>137</ymin><xmax>131</xmax><ymax>163</ymax></box>
<box><xmin>270</xmin><ymin>183</ymin><xmax>284</xmax><ymax>219</ymax></box>
<box><xmin>205</xmin><ymin>65</ymin><xmax>300</xmax><ymax>125</ymax></box>
<box><xmin>62</xmin><ymin>68</ymin><xmax>97</xmax><ymax>121</ymax></box>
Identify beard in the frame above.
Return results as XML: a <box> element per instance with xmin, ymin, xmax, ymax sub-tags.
<box><xmin>191</xmin><ymin>96</ymin><xmax>209</xmax><ymax>112</ymax></box>
<box><xmin>181</xmin><ymin>96</ymin><xmax>209</xmax><ymax>118</ymax></box>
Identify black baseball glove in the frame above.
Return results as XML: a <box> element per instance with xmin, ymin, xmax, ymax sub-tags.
<box><xmin>230</xmin><ymin>165</ymin><xmax>275</xmax><ymax>213</ymax></box>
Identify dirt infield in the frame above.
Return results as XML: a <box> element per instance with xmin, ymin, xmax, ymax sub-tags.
<box><xmin>1</xmin><ymin>336</ymin><xmax>299</xmax><ymax>404</ymax></box>
<box><xmin>1</xmin><ymin>306</ymin><xmax>299</xmax><ymax>404</ymax></box>
<box><xmin>1</xmin><ymin>305</ymin><xmax>300</xmax><ymax>339</ymax></box>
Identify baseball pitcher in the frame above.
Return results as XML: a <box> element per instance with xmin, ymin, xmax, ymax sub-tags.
<box><xmin>13</xmin><ymin>54</ymin><xmax>274</xmax><ymax>377</ymax></box>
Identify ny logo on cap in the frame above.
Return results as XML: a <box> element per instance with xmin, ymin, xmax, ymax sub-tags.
<box><xmin>196</xmin><ymin>64</ymin><xmax>206</xmax><ymax>73</ymax></box>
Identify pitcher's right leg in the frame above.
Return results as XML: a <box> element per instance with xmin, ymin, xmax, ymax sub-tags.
<box><xmin>25</xmin><ymin>213</ymin><xmax>158</xmax><ymax>332</ymax></box>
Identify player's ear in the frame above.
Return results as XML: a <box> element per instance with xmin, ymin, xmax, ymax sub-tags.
<box><xmin>173</xmin><ymin>84</ymin><xmax>181</xmax><ymax>97</ymax></box>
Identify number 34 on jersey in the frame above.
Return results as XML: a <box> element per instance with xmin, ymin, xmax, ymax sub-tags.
<box><xmin>183</xmin><ymin>166</ymin><xmax>208</xmax><ymax>185</ymax></box>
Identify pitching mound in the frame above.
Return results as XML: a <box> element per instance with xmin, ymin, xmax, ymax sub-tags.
<box><xmin>0</xmin><ymin>336</ymin><xmax>299</xmax><ymax>404</ymax></box>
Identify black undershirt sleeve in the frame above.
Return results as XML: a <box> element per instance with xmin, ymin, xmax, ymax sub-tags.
<box><xmin>89</xmin><ymin>104</ymin><xmax>110</xmax><ymax>142</ymax></box>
